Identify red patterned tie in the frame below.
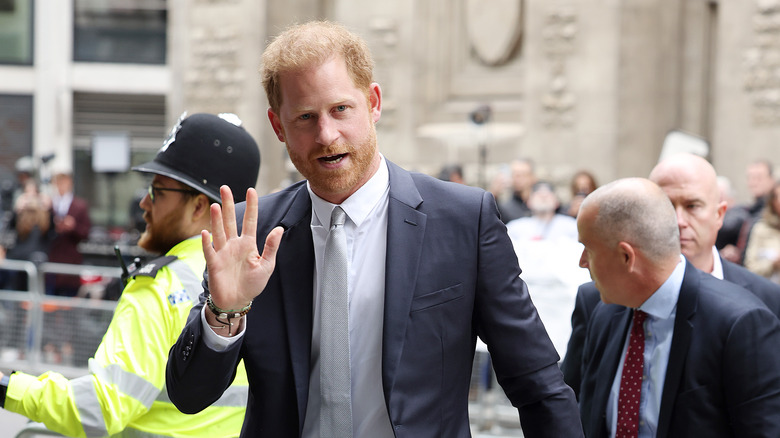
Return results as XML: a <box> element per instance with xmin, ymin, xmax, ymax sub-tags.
<box><xmin>616</xmin><ymin>310</ymin><xmax>647</xmax><ymax>438</ymax></box>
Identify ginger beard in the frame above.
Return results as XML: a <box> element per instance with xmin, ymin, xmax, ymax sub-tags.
<box><xmin>138</xmin><ymin>204</ymin><xmax>189</xmax><ymax>255</ymax></box>
<box><xmin>287</xmin><ymin>122</ymin><xmax>378</xmax><ymax>200</ymax></box>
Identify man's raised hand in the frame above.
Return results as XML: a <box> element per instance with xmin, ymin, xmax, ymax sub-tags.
<box><xmin>202</xmin><ymin>186</ymin><xmax>284</xmax><ymax>311</ymax></box>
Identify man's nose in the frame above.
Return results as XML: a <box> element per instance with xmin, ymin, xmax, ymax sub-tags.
<box><xmin>315</xmin><ymin>116</ymin><xmax>339</xmax><ymax>146</ymax></box>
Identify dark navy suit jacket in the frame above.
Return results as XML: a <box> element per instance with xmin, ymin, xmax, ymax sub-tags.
<box><xmin>578</xmin><ymin>262</ymin><xmax>780</xmax><ymax>437</ymax></box>
<box><xmin>166</xmin><ymin>161</ymin><xmax>582</xmax><ymax>437</ymax></box>
<box><xmin>561</xmin><ymin>256</ymin><xmax>780</xmax><ymax>399</ymax></box>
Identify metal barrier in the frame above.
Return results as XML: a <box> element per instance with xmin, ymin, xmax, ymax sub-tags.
<box><xmin>0</xmin><ymin>259</ymin><xmax>120</xmax><ymax>376</ymax></box>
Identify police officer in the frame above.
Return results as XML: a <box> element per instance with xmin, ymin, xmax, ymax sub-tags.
<box><xmin>0</xmin><ymin>113</ymin><xmax>260</xmax><ymax>437</ymax></box>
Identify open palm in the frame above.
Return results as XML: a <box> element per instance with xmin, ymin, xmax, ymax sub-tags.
<box><xmin>202</xmin><ymin>186</ymin><xmax>284</xmax><ymax>311</ymax></box>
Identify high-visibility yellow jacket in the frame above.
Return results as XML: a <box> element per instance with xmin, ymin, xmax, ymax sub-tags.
<box><xmin>5</xmin><ymin>237</ymin><xmax>248</xmax><ymax>437</ymax></box>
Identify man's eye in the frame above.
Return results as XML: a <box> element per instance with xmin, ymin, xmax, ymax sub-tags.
<box><xmin>335</xmin><ymin>105</ymin><xmax>347</xmax><ymax>112</ymax></box>
<box><xmin>300</xmin><ymin>114</ymin><xmax>312</xmax><ymax>120</ymax></box>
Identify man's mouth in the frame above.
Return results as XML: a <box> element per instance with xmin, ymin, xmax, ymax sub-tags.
<box><xmin>319</xmin><ymin>153</ymin><xmax>347</xmax><ymax>164</ymax></box>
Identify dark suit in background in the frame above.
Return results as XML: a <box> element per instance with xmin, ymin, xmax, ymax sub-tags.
<box><xmin>167</xmin><ymin>161</ymin><xmax>583</xmax><ymax>437</ymax></box>
<box><xmin>579</xmin><ymin>262</ymin><xmax>780</xmax><ymax>437</ymax></box>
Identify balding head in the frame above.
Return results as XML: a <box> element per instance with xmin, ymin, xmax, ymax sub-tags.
<box><xmin>648</xmin><ymin>153</ymin><xmax>726</xmax><ymax>273</ymax></box>
<box><xmin>578</xmin><ymin>178</ymin><xmax>680</xmax><ymax>307</ymax></box>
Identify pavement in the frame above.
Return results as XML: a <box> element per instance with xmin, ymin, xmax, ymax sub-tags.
<box><xmin>1</xmin><ymin>410</ymin><xmax>32</xmax><ymax>438</ymax></box>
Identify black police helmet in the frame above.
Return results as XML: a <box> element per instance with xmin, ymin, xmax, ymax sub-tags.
<box><xmin>132</xmin><ymin>112</ymin><xmax>260</xmax><ymax>203</ymax></box>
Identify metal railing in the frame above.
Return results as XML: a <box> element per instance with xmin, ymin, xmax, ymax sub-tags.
<box><xmin>0</xmin><ymin>259</ymin><xmax>120</xmax><ymax>376</ymax></box>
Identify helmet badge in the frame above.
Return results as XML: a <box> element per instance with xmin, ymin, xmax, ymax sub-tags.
<box><xmin>160</xmin><ymin>111</ymin><xmax>188</xmax><ymax>153</ymax></box>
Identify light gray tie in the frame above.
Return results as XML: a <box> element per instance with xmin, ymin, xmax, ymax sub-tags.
<box><xmin>319</xmin><ymin>206</ymin><xmax>352</xmax><ymax>437</ymax></box>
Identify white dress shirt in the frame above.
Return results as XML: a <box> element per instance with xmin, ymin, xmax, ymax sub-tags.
<box><xmin>202</xmin><ymin>155</ymin><xmax>394</xmax><ymax>437</ymax></box>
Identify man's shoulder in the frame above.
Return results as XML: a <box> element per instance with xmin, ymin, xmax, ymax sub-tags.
<box><xmin>721</xmin><ymin>258</ymin><xmax>780</xmax><ymax>314</ymax></box>
<box><xmin>690</xmin><ymin>269</ymin><xmax>773</xmax><ymax>320</ymax></box>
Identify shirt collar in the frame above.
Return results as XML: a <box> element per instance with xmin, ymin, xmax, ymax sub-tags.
<box><xmin>309</xmin><ymin>154</ymin><xmax>389</xmax><ymax>227</ymax></box>
<box><xmin>710</xmin><ymin>245</ymin><xmax>724</xmax><ymax>280</ymax></box>
<box><xmin>639</xmin><ymin>255</ymin><xmax>686</xmax><ymax>320</ymax></box>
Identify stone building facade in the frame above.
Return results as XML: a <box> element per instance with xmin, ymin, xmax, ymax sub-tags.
<box><xmin>1</xmin><ymin>0</ymin><xmax>778</xmax><ymax>228</ymax></box>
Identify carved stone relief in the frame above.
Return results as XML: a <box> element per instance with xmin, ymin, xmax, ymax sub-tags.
<box><xmin>743</xmin><ymin>1</ymin><xmax>780</xmax><ymax>125</ymax></box>
<box><xmin>466</xmin><ymin>0</ymin><xmax>524</xmax><ymax>66</ymax></box>
<box><xmin>540</xmin><ymin>6</ymin><xmax>578</xmax><ymax>129</ymax></box>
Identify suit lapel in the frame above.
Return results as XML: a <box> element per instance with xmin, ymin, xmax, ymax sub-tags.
<box><xmin>656</xmin><ymin>261</ymin><xmax>697</xmax><ymax>436</ymax></box>
<box><xmin>381</xmin><ymin>161</ymin><xmax>426</xmax><ymax>401</ymax></box>
<box><xmin>275</xmin><ymin>186</ymin><xmax>315</xmax><ymax>425</ymax></box>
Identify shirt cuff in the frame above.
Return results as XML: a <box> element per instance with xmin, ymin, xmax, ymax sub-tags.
<box><xmin>200</xmin><ymin>306</ymin><xmax>246</xmax><ymax>352</ymax></box>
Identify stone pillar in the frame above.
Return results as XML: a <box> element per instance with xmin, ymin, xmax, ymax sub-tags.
<box><xmin>169</xmin><ymin>0</ymin><xmax>278</xmax><ymax>193</ymax></box>
<box><xmin>712</xmin><ymin>0</ymin><xmax>780</xmax><ymax>202</ymax></box>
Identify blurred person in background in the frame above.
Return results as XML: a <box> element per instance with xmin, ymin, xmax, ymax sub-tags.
<box><xmin>498</xmin><ymin>157</ymin><xmax>537</xmax><ymax>223</ymax></box>
<box><xmin>437</xmin><ymin>163</ymin><xmax>465</xmax><ymax>184</ymax></box>
<box><xmin>746</xmin><ymin>159</ymin><xmax>775</xmax><ymax>217</ymax></box>
<box><xmin>506</xmin><ymin>181</ymin><xmax>578</xmax><ymax>243</ymax></box>
<box><xmin>0</xmin><ymin>179</ymin><xmax>54</xmax><ymax>290</ymax></box>
<box><xmin>0</xmin><ymin>113</ymin><xmax>260</xmax><ymax>438</ymax></box>
<box><xmin>46</xmin><ymin>166</ymin><xmax>91</xmax><ymax>297</ymax></box>
<box><xmin>715</xmin><ymin>175</ymin><xmax>751</xmax><ymax>261</ymax></box>
<box><xmin>564</xmin><ymin>170</ymin><xmax>598</xmax><ymax>218</ymax></box>
<box><xmin>506</xmin><ymin>180</ymin><xmax>588</xmax><ymax>359</ymax></box>
<box><xmin>721</xmin><ymin>159</ymin><xmax>776</xmax><ymax>265</ymax></box>
<box><xmin>744</xmin><ymin>179</ymin><xmax>780</xmax><ymax>284</ymax></box>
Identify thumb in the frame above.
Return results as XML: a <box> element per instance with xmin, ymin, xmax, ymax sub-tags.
<box><xmin>260</xmin><ymin>226</ymin><xmax>284</xmax><ymax>265</ymax></box>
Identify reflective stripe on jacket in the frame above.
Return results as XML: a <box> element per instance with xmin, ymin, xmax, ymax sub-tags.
<box><xmin>5</xmin><ymin>237</ymin><xmax>248</xmax><ymax>437</ymax></box>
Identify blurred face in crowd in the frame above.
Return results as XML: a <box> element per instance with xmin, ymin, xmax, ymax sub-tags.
<box><xmin>138</xmin><ymin>175</ymin><xmax>203</xmax><ymax>254</ymax></box>
<box><xmin>747</xmin><ymin>162</ymin><xmax>774</xmax><ymax>199</ymax></box>
<box><xmin>53</xmin><ymin>173</ymin><xmax>73</xmax><ymax>196</ymax></box>
<box><xmin>268</xmin><ymin>56</ymin><xmax>382</xmax><ymax>205</ymax></box>
<box><xmin>528</xmin><ymin>184</ymin><xmax>559</xmax><ymax>215</ymax></box>
<box><xmin>510</xmin><ymin>160</ymin><xmax>536</xmax><ymax>196</ymax></box>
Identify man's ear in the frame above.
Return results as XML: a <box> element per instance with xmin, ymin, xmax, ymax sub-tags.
<box><xmin>191</xmin><ymin>194</ymin><xmax>212</xmax><ymax>222</ymax></box>
<box><xmin>617</xmin><ymin>241</ymin><xmax>636</xmax><ymax>271</ymax></box>
<box><xmin>368</xmin><ymin>83</ymin><xmax>382</xmax><ymax>123</ymax></box>
<box><xmin>268</xmin><ymin>108</ymin><xmax>285</xmax><ymax>142</ymax></box>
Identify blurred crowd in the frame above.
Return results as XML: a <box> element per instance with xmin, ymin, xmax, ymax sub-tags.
<box><xmin>437</xmin><ymin>157</ymin><xmax>780</xmax><ymax>359</ymax></box>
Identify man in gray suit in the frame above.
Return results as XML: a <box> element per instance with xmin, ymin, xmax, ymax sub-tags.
<box><xmin>166</xmin><ymin>20</ymin><xmax>582</xmax><ymax>437</ymax></box>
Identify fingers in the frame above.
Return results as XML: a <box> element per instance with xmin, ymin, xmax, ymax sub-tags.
<box><xmin>210</xmin><ymin>203</ymin><xmax>226</xmax><ymax>250</ymax></box>
<box><xmin>201</xmin><ymin>229</ymin><xmax>215</xmax><ymax>261</ymax></box>
<box><xmin>242</xmin><ymin>188</ymin><xmax>258</xmax><ymax>239</ymax></box>
<box><xmin>220</xmin><ymin>185</ymin><xmax>238</xmax><ymax>239</ymax></box>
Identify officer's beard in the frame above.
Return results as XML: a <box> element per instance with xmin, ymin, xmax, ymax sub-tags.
<box><xmin>138</xmin><ymin>208</ymin><xmax>186</xmax><ymax>255</ymax></box>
